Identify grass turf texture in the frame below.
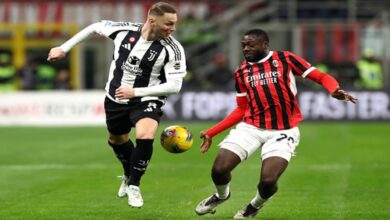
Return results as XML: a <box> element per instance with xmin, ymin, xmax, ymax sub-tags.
<box><xmin>0</xmin><ymin>122</ymin><xmax>389</xmax><ymax>220</ymax></box>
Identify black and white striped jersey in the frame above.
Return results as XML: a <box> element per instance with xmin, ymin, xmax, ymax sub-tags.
<box><xmin>96</xmin><ymin>20</ymin><xmax>187</xmax><ymax>104</ymax></box>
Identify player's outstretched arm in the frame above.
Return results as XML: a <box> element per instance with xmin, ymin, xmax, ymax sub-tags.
<box><xmin>199</xmin><ymin>131</ymin><xmax>212</xmax><ymax>153</ymax></box>
<box><xmin>47</xmin><ymin>47</ymin><xmax>65</xmax><ymax>62</ymax></box>
<box><xmin>47</xmin><ymin>22</ymin><xmax>101</xmax><ymax>62</ymax></box>
<box><xmin>331</xmin><ymin>88</ymin><xmax>357</xmax><ymax>103</ymax></box>
<box><xmin>305</xmin><ymin>69</ymin><xmax>357</xmax><ymax>104</ymax></box>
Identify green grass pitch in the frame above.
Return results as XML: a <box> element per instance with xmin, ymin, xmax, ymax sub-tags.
<box><xmin>0</xmin><ymin>122</ymin><xmax>389</xmax><ymax>220</ymax></box>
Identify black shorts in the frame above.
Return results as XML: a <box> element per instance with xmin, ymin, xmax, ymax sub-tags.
<box><xmin>104</xmin><ymin>97</ymin><xmax>163</xmax><ymax>135</ymax></box>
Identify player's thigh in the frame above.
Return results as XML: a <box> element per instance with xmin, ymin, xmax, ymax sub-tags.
<box><xmin>219</xmin><ymin>122</ymin><xmax>263</xmax><ymax>161</ymax></box>
<box><xmin>104</xmin><ymin>97</ymin><xmax>133</xmax><ymax>136</ymax></box>
<box><xmin>261</xmin><ymin>127</ymin><xmax>300</xmax><ymax>162</ymax></box>
<box><xmin>131</xmin><ymin>101</ymin><xmax>163</xmax><ymax>139</ymax></box>
<box><xmin>135</xmin><ymin>118</ymin><xmax>159</xmax><ymax>139</ymax></box>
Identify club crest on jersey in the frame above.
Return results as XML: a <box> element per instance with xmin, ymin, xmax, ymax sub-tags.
<box><xmin>129</xmin><ymin>37</ymin><xmax>136</xmax><ymax>42</ymax></box>
<box><xmin>272</xmin><ymin>60</ymin><xmax>279</xmax><ymax>67</ymax></box>
<box><xmin>147</xmin><ymin>50</ymin><xmax>158</xmax><ymax>61</ymax></box>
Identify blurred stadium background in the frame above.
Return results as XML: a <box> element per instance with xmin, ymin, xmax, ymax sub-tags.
<box><xmin>0</xmin><ymin>0</ymin><xmax>389</xmax><ymax>124</ymax></box>
<box><xmin>0</xmin><ymin>0</ymin><xmax>389</xmax><ymax>219</ymax></box>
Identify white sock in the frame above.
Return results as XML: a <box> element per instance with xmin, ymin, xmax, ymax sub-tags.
<box><xmin>215</xmin><ymin>183</ymin><xmax>230</xmax><ymax>199</ymax></box>
<box><xmin>250</xmin><ymin>190</ymin><xmax>269</xmax><ymax>209</ymax></box>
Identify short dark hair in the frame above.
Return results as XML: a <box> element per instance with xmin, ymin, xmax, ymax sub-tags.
<box><xmin>149</xmin><ymin>2</ymin><xmax>177</xmax><ymax>16</ymax></box>
<box><xmin>244</xmin><ymin>29</ymin><xmax>269</xmax><ymax>42</ymax></box>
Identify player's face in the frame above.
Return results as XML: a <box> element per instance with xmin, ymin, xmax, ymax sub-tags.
<box><xmin>151</xmin><ymin>13</ymin><xmax>177</xmax><ymax>39</ymax></box>
<box><xmin>241</xmin><ymin>34</ymin><xmax>269</xmax><ymax>62</ymax></box>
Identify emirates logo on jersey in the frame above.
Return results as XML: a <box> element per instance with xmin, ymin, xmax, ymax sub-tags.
<box><xmin>246</xmin><ymin>71</ymin><xmax>281</xmax><ymax>87</ymax></box>
<box><xmin>272</xmin><ymin>60</ymin><xmax>279</xmax><ymax>67</ymax></box>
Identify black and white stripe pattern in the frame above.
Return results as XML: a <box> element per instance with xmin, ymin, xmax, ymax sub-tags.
<box><xmin>96</xmin><ymin>21</ymin><xmax>186</xmax><ymax>104</ymax></box>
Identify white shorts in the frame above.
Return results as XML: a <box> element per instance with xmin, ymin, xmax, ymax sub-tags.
<box><xmin>219</xmin><ymin>122</ymin><xmax>300</xmax><ymax>161</ymax></box>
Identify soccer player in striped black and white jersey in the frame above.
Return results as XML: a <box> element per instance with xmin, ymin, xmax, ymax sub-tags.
<box><xmin>195</xmin><ymin>29</ymin><xmax>357</xmax><ymax>218</ymax></box>
<box><xmin>47</xmin><ymin>2</ymin><xmax>186</xmax><ymax>208</ymax></box>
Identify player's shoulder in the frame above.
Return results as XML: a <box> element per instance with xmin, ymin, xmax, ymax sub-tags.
<box><xmin>161</xmin><ymin>36</ymin><xmax>184</xmax><ymax>50</ymax></box>
<box><xmin>100</xmin><ymin>20</ymin><xmax>142</xmax><ymax>30</ymax></box>
<box><xmin>234</xmin><ymin>60</ymin><xmax>250</xmax><ymax>76</ymax></box>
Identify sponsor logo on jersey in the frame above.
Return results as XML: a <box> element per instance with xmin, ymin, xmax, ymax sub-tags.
<box><xmin>122</xmin><ymin>56</ymin><xmax>143</xmax><ymax>76</ymax></box>
<box><xmin>111</xmin><ymin>22</ymin><xmax>130</xmax><ymax>27</ymax></box>
<box><xmin>129</xmin><ymin>56</ymin><xmax>141</xmax><ymax>65</ymax></box>
<box><xmin>173</xmin><ymin>62</ymin><xmax>181</xmax><ymax>70</ymax></box>
<box><xmin>245</xmin><ymin>71</ymin><xmax>281</xmax><ymax>87</ymax></box>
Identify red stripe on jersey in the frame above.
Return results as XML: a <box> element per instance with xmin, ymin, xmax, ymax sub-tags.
<box><xmin>264</xmin><ymin>55</ymin><xmax>290</xmax><ymax>129</ymax></box>
<box><xmin>276</xmin><ymin>52</ymin><xmax>300</xmax><ymax>125</ymax></box>
<box><xmin>251</xmin><ymin>63</ymin><xmax>275</xmax><ymax>129</ymax></box>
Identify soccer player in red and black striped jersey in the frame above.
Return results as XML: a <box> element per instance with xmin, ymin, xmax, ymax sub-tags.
<box><xmin>195</xmin><ymin>29</ymin><xmax>356</xmax><ymax>218</ymax></box>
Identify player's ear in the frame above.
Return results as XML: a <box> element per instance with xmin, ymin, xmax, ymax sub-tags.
<box><xmin>263</xmin><ymin>40</ymin><xmax>270</xmax><ymax>49</ymax></box>
<box><xmin>148</xmin><ymin>16</ymin><xmax>157</xmax><ymax>26</ymax></box>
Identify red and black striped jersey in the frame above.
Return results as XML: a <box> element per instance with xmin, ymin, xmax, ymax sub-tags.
<box><xmin>234</xmin><ymin>50</ymin><xmax>316</xmax><ymax>130</ymax></box>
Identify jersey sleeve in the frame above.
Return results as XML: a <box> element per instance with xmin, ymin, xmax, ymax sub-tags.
<box><xmin>234</xmin><ymin>67</ymin><xmax>247</xmax><ymax>96</ymax></box>
<box><xmin>206</xmin><ymin>95</ymin><xmax>247</xmax><ymax>137</ymax></box>
<box><xmin>95</xmin><ymin>20</ymin><xmax>136</xmax><ymax>39</ymax></box>
<box><xmin>305</xmin><ymin>69</ymin><xmax>339</xmax><ymax>93</ymax></box>
<box><xmin>286</xmin><ymin>51</ymin><xmax>316</xmax><ymax>78</ymax></box>
<box><xmin>163</xmin><ymin>38</ymin><xmax>187</xmax><ymax>79</ymax></box>
<box><xmin>205</xmin><ymin>69</ymin><xmax>248</xmax><ymax>137</ymax></box>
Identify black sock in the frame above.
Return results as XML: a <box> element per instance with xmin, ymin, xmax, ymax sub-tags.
<box><xmin>108</xmin><ymin>140</ymin><xmax>134</xmax><ymax>177</ymax></box>
<box><xmin>129</xmin><ymin>139</ymin><xmax>154</xmax><ymax>186</ymax></box>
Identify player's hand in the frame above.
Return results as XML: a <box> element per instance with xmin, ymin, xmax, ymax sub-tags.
<box><xmin>47</xmin><ymin>47</ymin><xmax>66</xmax><ymax>62</ymax></box>
<box><xmin>200</xmin><ymin>131</ymin><xmax>212</xmax><ymax>153</ymax></box>
<box><xmin>331</xmin><ymin>88</ymin><xmax>357</xmax><ymax>104</ymax></box>
<box><xmin>115</xmin><ymin>86</ymin><xmax>135</xmax><ymax>99</ymax></box>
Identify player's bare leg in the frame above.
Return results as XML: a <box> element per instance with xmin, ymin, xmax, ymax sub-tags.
<box><xmin>196</xmin><ymin>149</ymin><xmax>241</xmax><ymax>215</ymax></box>
<box><xmin>234</xmin><ymin>157</ymin><xmax>288</xmax><ymax>218</ymax></box>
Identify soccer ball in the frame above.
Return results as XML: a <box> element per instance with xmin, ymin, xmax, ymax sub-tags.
<box><xmin>160</xmin><ymin>125</ymin><xmax>194</xmax><ymax>153</ymax></box>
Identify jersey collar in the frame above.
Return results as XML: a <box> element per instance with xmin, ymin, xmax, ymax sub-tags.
<box><xmin>248</xmin><ymin>51</ymin><xmax>273</xmax><ymax>64</ymax></box>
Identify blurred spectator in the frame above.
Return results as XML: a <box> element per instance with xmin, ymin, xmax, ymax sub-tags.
<box><xmin>355</xmin><ymin>49</ymin><xmax>383</xmax><ymax>89</ymax></box>
<box><xmin>55</xmin><ymin>69</ymin><xmax>72</xmax><ymax>90</ymax></box>
<box><xmin>18</xmin><ymin>55</ymin><xmax>38</xmax><ymax>90</ymax></box>
<box><xmin>180</xmin><ymin>61</ymin><xmax>201</xmax><ymax>89</ymax></box>
<box><xmin>0</xmin><ymin>53</ymin><xmax>17</xmax><ymax>91</ymax></box>
<box><xmin>204</xmin><ymin>53</ymin><xmax>233</xmax><ymax>89</ymax></box>
<box><xmin>36</xmin><ymin>62</ymin><xmax>56</xmax><ymax>90</ymax></box>
<box><xmin>177</xmin><ymin>13</ymin><xmax>219</xmax><ymax>45</ymax></box>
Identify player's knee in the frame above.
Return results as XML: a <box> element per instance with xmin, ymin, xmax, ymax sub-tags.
<box><xmin>259</xmin><ymin>175</ymin><xmax>278</xmax><ymax>189</ymax></box>
<box><xmin>136</xmin><ymin>132</ymin><xmax>155</xmax><ymax>139</ymax></box>
<box><xmin>211</xmin><ymin>163</ymin><xmax>231</xmax><ymax>177</ymax></box>
<box><xmin>258</xmin><ymin>178</ymin><xmax>278</xmax><ymax>199</ymax></box>
<box><xmin>211</xmin><ymin>166</ymin><xmax>231</xmax><ymax>185</ymax></box>
<box><xmin>108</xmin><ymin>134</ymin><xmax>128</xmax><ymax>145</ymax></box>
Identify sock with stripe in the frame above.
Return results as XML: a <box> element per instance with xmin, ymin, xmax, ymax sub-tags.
<box><xmin>128</xmin><ymin>139</ymin><xmax>154</xmax><ymax>186</ymax></box>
